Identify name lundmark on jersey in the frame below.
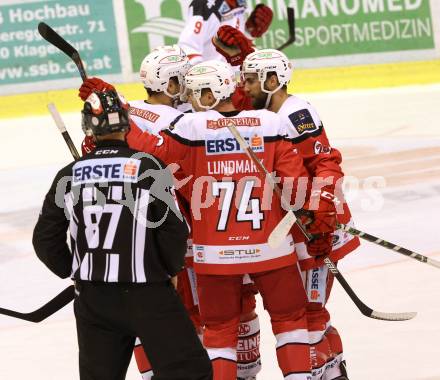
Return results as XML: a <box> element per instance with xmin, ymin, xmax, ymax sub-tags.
<box><xmin>207</xmin><ymin>159</ymin><xmax>259</xmax><ymax>175</ymax></box>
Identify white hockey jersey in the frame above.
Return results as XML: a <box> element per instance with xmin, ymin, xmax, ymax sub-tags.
<box><xmin>129</xmin><ymin>101</ymin><xmax>183</xmax><ymax>135</ymax></box>
<box><xmin>178</xmin><ymin>0</ymin><xmax>248</xmax><ymax>64</ymax></box>
<box><xmin>278</xmin><ymin>95</ymin><xmax>360</xmax><ymax>269</ymax></box>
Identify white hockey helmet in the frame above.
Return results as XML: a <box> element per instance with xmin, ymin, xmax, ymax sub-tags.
<box><xmin>242</xmin><ymin>49</ymin><xmax>292</xmax><ymax>107</ymax></box>
<box><xmin>139</xmin><ymin>44</ymin><xmax>190</xmax><ymax>99</ymax></box>
<box><xmin>184</xmin><ymin>60</ymin><xmax>236</xmax><ymax>110</ymax></box>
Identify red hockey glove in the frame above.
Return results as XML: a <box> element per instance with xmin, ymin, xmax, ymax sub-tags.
<box><xmin>78</xmin><ymin>77</ymin><xmax>115</xmax><ymax>101</ymax></box>
<box><xmin>300</xmin><ymin>188</ymin><xmax>339</xmax><ymax>257</ymax></box>
<box><xmin>306</xmin><ymin>234</ymin><xmax>334</xmax><ymax>258</ymax></box>
<box><xmin>213</xmin><ymin>25</ymin><xmax>254</xmax><ymax>66</ymax></box>
<box><xmin>245</xmin><ymin>4</ymin><xmax>273</xmax><ymax>38</ymax></box>
<box><xmin>81</xmin><ymin>135</ymin><xmax>96</xmax><ymax>156</ymax></box>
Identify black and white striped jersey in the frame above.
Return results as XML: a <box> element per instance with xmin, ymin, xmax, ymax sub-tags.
<box><xmin>33</xmin><ymin>140</ymin><xmax>188</xmax><ymax>283</ymax></box>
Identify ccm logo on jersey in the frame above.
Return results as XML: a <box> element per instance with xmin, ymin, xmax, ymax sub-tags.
<box><xmin>288</xmin><ymin>109</ymin><xmax>318</xmax><ymax>135</ymax></box>
<box><xmin>95</xmin><ymin>149</ymin><xmax>119</xmax><ymax>155</ymax></box>
<box><xmin>206</xmin><ymin>133</ymin><xmax>264</xmax><ymax>155</ymax></box>
<box><xmin>228</xmin><ymin>235</ymin><xmax>250</xmax><ymax>241</ymax></box>
<box><xmin>72</xmin><ymin>158</ymin><xmax>141</xmax><ymax>185</ymax></box>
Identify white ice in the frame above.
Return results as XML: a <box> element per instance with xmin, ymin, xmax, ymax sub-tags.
<box><xmin>1</xmin><ymin>84</ymin><xmax>440</xmax><ymax>379</ymax></box>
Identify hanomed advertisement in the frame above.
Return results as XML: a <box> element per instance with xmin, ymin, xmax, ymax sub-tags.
<box><xmin>0</xmin><ymin>0</ymin><xmax>121</xmax><ymax>86</ymax></box>
<box><xmin>256</xmin><ymin>0</ymin><xmax>435</xmax><ymax>58</ymax></box>
<box><xmin>124</xmin><ymin>0</ymin><xmax>435</xmax><ymax>69</ymax></box>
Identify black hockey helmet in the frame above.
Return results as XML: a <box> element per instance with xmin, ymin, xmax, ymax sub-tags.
<box><xmin>81</xmin><ymin>90</ymin><xmax>130</xmax><ymax>136</ymax></box>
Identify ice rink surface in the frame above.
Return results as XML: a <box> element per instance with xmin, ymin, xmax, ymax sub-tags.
<box><xmin>0</xmin><ymin>84</ymin><xmax>440</xmax><ymax>379</ymax></box>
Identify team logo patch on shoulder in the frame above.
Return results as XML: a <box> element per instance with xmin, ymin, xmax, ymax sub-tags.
<box><xmin>288</xmin><ymin>109</ymin><xmax>318</xmax><ymax>135</ymax></box>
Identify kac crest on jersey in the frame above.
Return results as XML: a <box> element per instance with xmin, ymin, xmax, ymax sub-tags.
<box><xmin>288</xmin><ymin>109</ymin><xmax>318</xmax><ymax>135</ymax></box>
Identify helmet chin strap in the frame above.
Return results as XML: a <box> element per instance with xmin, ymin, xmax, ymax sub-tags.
<box><xmin>195</xmin><ymin>96</ymin><xmax>220</xmax><ymax>110</ymax></box>
<box><xmin>164</xmin><ymin>76</ymin><xmax>186</xmax><ymax>103</ymax></box>
<box><xmin>164</xmin><ymin>88</ymin><xmax>181</xmax><ymax>101</ymax></box>
<box><xmin>262</xmin><ymin>82</ymin><xmax>283</xmax><ymax>109</ymax></box>
<box><xmin>264</xmin><ymin>92</ymin><xmax>273</xmax><ymax>109</ymax></box>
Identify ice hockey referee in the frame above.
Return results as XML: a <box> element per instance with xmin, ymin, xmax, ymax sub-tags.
<box><xmin>32</xmin><ymin>89</ymin><xmax>212</xmax><ymax>380</ymax></box>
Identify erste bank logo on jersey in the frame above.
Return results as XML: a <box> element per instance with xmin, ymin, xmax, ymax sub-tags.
<box><xmin>205</xmin><ymin>131</ymin><xmax>264</xmax><ymax>155</ymax></box>
<box><xmin>72</xmin><ymin>158</ymin><xmax>141</xmax><ymax>185</ymax></box>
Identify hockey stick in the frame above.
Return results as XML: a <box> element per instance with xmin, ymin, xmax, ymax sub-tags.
<box><xmin>38</xmin><ymin>22</ymin><xmax>87</xmax><ymax>81</ymax></box>
<box><xmin>47</xmin><ymin>103</ymin><xmax>80</xmax><ymax>160</ymax></box>
<box><xmin>40</xmin><ymin>22</ymin><xmax>87</xmax><ymax>159</ymax></box>
<box><xmin>323</xmin><ymin>258</ymin><xmax>415</xmax><ymax>321</ymax></box>
<box><xmin>276</xmin><ymin>7</ymin><xmax>296</xmax><ymax>51</ymax></box>
<box><xmin>226</xmin><ymin>122</ymin><xmax>416</xmax><ymax>321</ymax></box>
<box><xmin>338</xmin><ymin>223</ymin><xmax>440</xmax><ymax>269</ymax></box>
<box><xmin>0</xmin><ymin>107</ymin><xmax>79</xmax><ymax>322</ymax></box>
<box><xmin>0</xmin><ymin>285</ymin><xmax>74</xmax><ymax>323</ymax></box>
<box><xmin>0</xmin><ymin>27</ymin><xmax>83</xmax><ymax>323</ymax></box>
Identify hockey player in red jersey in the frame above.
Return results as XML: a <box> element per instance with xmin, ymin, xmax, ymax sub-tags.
<box><xmin>178</xmin><ymin>0</ymin><xmax>272</xmax><ymax>65</ymax></box>
<box><xmin>239</xmin><ymin>49</ymin><xmax>359</xmax><ymax>380</ymax></box>
<box><xmin>124</xmin><ymin>60</ymin><xmax>340</xmax><ymax>380</ymax></box>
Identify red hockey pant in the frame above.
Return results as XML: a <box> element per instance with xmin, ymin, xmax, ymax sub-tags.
<box><xmin>197</xmin><ymin>265</ymin><xmax>312</xmax><ymax>380</ymax></box>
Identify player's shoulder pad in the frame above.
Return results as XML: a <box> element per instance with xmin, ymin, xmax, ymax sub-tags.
<box><xmin>241</xmin><ymin>109</ymin><xmax>285</xmax><ymax>137</ymax></box>
<box><xmin>163</xmin><ymin>112</ymin><xmax>200</xmax><ymax>143</ymax></box>
<box><xmin>190</xmin><ymin>0</ymin><xmax>223</xmax><ymax>21</ymax></box>
<box><xmin>127</xmin><ymin>99</ymin><xmax>144</xmax><ymax>108</ymax></box>
<box><xmin>51</xmin><ymin>160</ymin><xmax>77</xmax><ymax>196</ymax></box>
<box><xmin>288</xmin><ymin>108</ymin><xmax>318</xmax><ymax>135</ymax></box>
<box><xmin>282</xmin><ymin>97</ymin><xmax>322</xmax><ymax>138</ymax></box>
<box><xmin>59</xmin><ymin>160</ymin><xmax>76</xmax><ymax>181</ymax></box>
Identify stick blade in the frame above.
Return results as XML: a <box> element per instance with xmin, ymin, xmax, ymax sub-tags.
<box><xmin>0</xmin><ymin>285</ymin><xmax>74</xmax><ymax>323</ymax></box>
<box><xmin>427</xmin><ymin>258</ymin><xmax>440</xmax><ymax>269</ymax></box>
<box><xmin>369</xmin><ymin>310</ymin><xmax>417</xmax><ymax>322</ymax></box>
<box><xmin>38</xmin><ymin>22</ymin><xmax>77</xmax><ymax>58</ymax></box>
<box><xmin>268</xmin><ymin>210</ymin><xmax>296</xmax><ymax>249</ymax></box>
<box><xmin>287</xmin><ymin>7</ymin><xmax>295</xmax><ymax>37</ymax></box>
<box><xmin>38</xmin><ymin>22</ymin><xmax>87</xmax><ymax>81</ymax></box>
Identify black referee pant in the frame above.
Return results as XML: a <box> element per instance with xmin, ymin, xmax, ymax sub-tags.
<box><xmin>74</xmin><ymin>280</ymin><xmax>212</xmax><ymax>380</ymax></box>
